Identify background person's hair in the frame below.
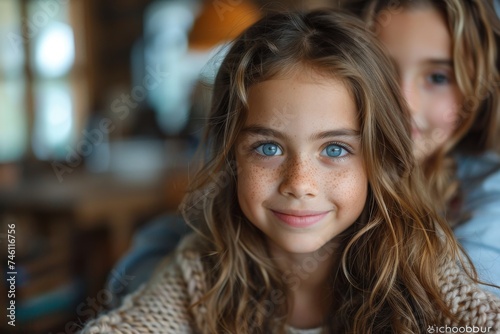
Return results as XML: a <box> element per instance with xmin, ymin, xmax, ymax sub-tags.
<box><xmin>342</xmin><ymin>0</ymin><xmax>500</xmax><ymax>216</ymax></box>
<box><xmin>181</xmin><ymin>9</ymin><xmax>471</xmax><ymax>333</ymax></box>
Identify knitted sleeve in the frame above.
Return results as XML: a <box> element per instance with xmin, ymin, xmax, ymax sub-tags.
<box><xmin>79</xmin><ymin>259</ymin><xmax>194</xmax><ymax>334</ymax></box>
<box><xmin>438</xmin><ymin>258</ymin><xmax>500</xmax><ymax>331</ymax></box>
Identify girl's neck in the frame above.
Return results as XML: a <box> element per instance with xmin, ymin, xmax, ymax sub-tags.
<box><xmin>268</xmin><ymin>240</ymin><xmax>340</xmax><ymax>329</ymax></box>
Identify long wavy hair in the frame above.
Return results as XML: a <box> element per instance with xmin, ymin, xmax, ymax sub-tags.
<box><xmin>181</xmin><ymin>9</ymin><xmax>471</xmax><ymax>333</ymax></box>
<box><xmin>342</xmin><ymin>0</ymin><xmax>500</xmax><ymax>218</ymax></box>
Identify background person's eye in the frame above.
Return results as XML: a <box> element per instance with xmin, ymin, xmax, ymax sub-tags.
<box><xmin>321</xmin><ymin>144</ymin><xmax>348</xmax><ymax>158</ymax></box>
<box><xmin>255</xmin><ymin>143</ymin><xmax>283</xmax><ymax>156</ymax></box>
<box><xmin>428</xmin><ymin>73</ymin><xmax>450</xmax><ymax>85</ymax></box>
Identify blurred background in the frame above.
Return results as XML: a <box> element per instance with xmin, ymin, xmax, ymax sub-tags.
<box><xmin>0</xmin><ymin>0</ymin><xmax>331</xmax><ymax>333</ymax></box>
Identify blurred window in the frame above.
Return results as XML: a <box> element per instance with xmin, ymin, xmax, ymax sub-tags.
<box><xmin>0</xmin><ymin>0</ymin><xmax>26</xmax><ymax>163</ymax></box>
<box><xmin>28</xmin><ymin>0</ymin><xmax>76</xmax><ymax>160</ymax></box>
<box><xmin>0</xmin><ymin>0</ymin><xmax>84</xmax><ymax>162</ymax></box>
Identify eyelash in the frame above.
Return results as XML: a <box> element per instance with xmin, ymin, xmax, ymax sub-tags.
<box><xmin>250</xmin><ymin>141</ymin><xmax>282</xmax><ymax>160</ymax></box>
<box><xmin>322</xmin><ymin>141</ymin><xmax>353</xmax><ymax>161</ymax></box>
<box><xmin>425</xmin><ymin>67</ymin><xmax>456</xmax><ymax>86</ymax></box>
<box><xmin>249</xmin><ymin>141</ymin><xmax>353</xmax><ymax>160</ymax></box>
<box><xmin>428</xmin><ymin>72</ymin><xmax>450</xmax><ymax>85</ymax></box>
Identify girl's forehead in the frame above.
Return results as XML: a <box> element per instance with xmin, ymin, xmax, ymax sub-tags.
<box><xmin>248</xmin><ymin>69</ymin><xmax>351</xmax><ymax>103</ymax></box>
<box><xmin>260</xmin><ymin>63</ymin><xmax>340</xmax><ymax>85</ymax></box>
<box><xmin>248</xmin><ymin>64</ymin><xmax>354</xmax><ymax>104</ymax></box>
<box><xmin>243</xmin><ymin>71</ymin><xmax>359</xmax><ymax>134</ymax></box>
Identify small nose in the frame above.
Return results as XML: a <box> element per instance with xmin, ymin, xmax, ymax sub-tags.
<box><xmin>400</xmin><ymin>77</ymin><xmax>428</xmax><ymax>134</ymax></box>
<box><xmin>278</xmin><ymin>155</ymin><xmax>318</xmax><ymax>199</ymax></box>
<box><xmin>400</xmin><ymin>78</ymin><xmax>425</xmax><ymax>132</ymax></box>
<box><xmin>400</xmin><ymin>78</ymin><xmax>421</xmax><ymax>119</ymax></box>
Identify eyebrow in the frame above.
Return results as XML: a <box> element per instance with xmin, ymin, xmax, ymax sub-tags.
<box><xmin>241</xmin><ymin>125</ymin><xmax>360</xmax><ymax>141</ymax></box>
<box><xmin>311</xmin><ymin>129</ymin><xmax>360</xmax><ymax>141</ymax></box>
<box><xmin>390</xmin><ymin>57</ymin><xmax>453</xmax><ymax>72</ymax></box>
<box><xmin>424</xmin><ymin>59</ymin><xmax>453</xmax><ymax>67</ymax></box>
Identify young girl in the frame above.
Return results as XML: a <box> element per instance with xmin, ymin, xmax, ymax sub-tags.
<box><xmin>342</xmin><ymin>0</ymin><xmax>500</xmax><ymax>289</ymax></box>
<box><xmin>81</xmin><ymin>9</ymin><xmax>500</xmax><ymax>333</ymax></box>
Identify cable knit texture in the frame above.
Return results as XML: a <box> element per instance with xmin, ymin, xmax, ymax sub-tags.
<box><xmin>80</xmin><ymin>234</ymin><xmax>500</xmax><ymax>334</ymax></box>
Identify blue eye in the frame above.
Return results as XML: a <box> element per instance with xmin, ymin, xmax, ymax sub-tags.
<box><xmin>321</xmin><ymin>144</ymin><xmax>348</xmax><ymax>158</ymax></box>
<box><xmin>428</xmin><ymin>73</ymin><xmax>449</xmax><ymax>85</ymax></box>
<box><xmin>255</xmin><ymin>143</ymin><xmax>283</xmax><ymax>156</ymax></box>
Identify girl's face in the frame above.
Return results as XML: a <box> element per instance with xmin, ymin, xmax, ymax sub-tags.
<box><xmin>377</xmin><ymin>7</ymin><xmax>463</xmax><ymax>161</ymax></box>
<box><xmin>235</xmin><ymin>68</ymin><xmax>368</xmax><ymax>255</ymax></box>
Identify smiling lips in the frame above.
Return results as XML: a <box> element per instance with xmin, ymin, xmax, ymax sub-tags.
<box><xmin>271</xmin><ymin>210</ymin><xmax>330</xmax><ymax>228</ymax></box>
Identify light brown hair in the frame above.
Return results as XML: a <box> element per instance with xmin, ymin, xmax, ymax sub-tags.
<box><xmin>182</xmin><ymin>9</ymin><xmax>470</xmax><ymax>333</ymax></box>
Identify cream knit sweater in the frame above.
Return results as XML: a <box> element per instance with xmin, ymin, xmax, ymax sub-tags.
<box><xmin>81</xmin><ymin>234</ymin><xmax>500</xmax><ymax>334</ymax></box>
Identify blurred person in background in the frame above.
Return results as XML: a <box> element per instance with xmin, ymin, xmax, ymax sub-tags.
<box><xmin>342</xmin><ymin>0</ymin><xmax>500</xmax><ymax>291</ymax></box>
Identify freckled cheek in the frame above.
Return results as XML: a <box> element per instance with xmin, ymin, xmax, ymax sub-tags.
<box><xmin>237</xmin><ymin>161</ymin><xmax>281</xmax><ymax>207</ymax></box>
<box><xmin>324</xmin><ymin>167</ymin><xmax>368</xmax><ymax>214</ymax></box>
